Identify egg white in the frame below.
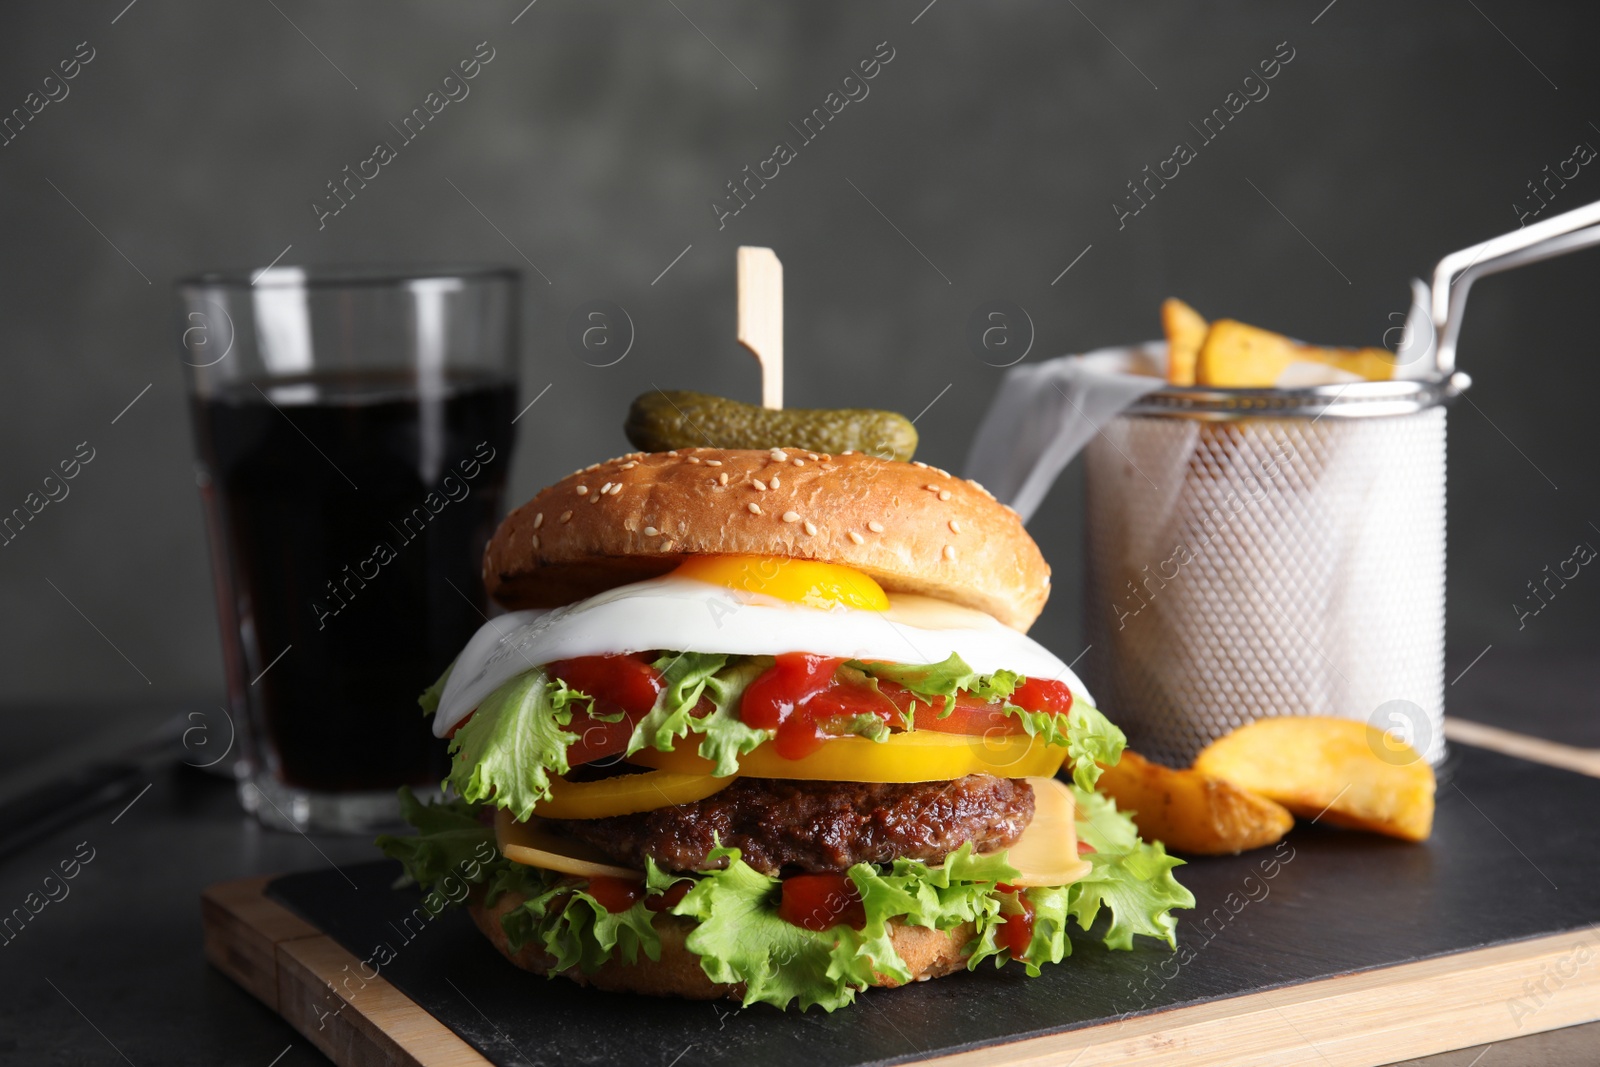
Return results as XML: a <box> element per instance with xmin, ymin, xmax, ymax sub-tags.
<box><xmin>432</xmin><ymin>575</ymin><xmax>1090</xmax><ymax>737</ymax></box>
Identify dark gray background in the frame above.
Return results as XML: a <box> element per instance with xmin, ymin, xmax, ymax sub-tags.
<box><xmin>1</xmin><ymin>0</ymin><xmax>1595</xmax><ymax>710</ymax></box>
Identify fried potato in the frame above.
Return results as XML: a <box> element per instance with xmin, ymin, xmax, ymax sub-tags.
<box><xmin>1161</xmin><ymin>298</ymin><xmax>1208</xmax><ymax>386</ymax></box>
<box><xmin>1193</xmin><ymin>717</ymin><xmax>1435</xmax><ymax>842</ymax></box>
<box><xmin>1194</xmin><ymin>319</ymin><xmax>1396</xmax><ymax>387</ymax></box>
<box><xmin>1096</xmin><ymin>750</ymin><xmax>1293</xmax><ymax>855</ymax></box>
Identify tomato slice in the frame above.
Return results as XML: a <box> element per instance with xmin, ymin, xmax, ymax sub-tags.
<box><xmin>880</xmin><ymin>683</ymin><xmax>1023</xmax><ymax>736</ymax></box>
<box><xmin>647</xmin><ymin>879</ymin><xmax>693</xmax><ymax>913</ymax></box>
<box><xmin>547</xmin><ymin>655</ymin><xmax>665</xmax><ymax>766</ymax></box>
<box><xmin>548</xmin><ymin>654</ymin><xmax>663</xmax><ymax>717</ymax></box>
<box><xmin>779</xmin><ymin>872</ymin><xmax>865</xmax><ymax>931</ymax></box>
<box><xmin>994</xmin><ymin>884</ymin><xmax>1036</xmax><ymax>959</ymax></box>
<box><xmin>585</xmin><ymin>875</ymin><xmax>645</xmax><ymax>913</ymax></box>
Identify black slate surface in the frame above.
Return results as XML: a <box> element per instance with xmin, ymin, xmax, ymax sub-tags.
<box><xmin>268</xmin><ymin>746</ymin><xmax>1600</xmax><ymax>1067</ymax></box>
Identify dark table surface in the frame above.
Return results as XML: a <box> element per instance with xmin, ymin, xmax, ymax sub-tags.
<box><xmin>0</xmin><ymin>644</ymin><xmax>1595</xmax><ymax>1067</ymax></box>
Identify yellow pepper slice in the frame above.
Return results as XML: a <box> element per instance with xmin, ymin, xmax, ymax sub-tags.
<box><xmin>628</xmin><ymin>731</ymin><xmax>1068</xmax><ymax>783</ymax></box>
<box><xmin>532</xmin><ymin>769</ymin><xmax>734</xmax><ymax>820</ymax></box>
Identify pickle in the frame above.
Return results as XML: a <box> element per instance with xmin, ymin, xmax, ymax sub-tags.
<box><xmin>625</xmin><ymin>390</ymin><xmax>918</xmax><ymax>462</ymax></box>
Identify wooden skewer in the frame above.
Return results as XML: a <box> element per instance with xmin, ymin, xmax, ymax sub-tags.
<box><xmin>736</xmin><ymin>246</ymin><xmax>783</xmax><ymax>409</ymax></box>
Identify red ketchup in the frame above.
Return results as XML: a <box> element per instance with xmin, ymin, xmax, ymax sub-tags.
<box><xmin>738</xmin><ymin>653</ymin><xmax>886</xmax><ymax>759</ymax></box>
<box><xmin>779</xmin><ymin>873</ymin><xmax>866</xmax><ymax>931</ymax></box>
<box><xmin>585</xmin><ymin>875</ymin><xmax>645</xmax><ymax>913</ymax></box>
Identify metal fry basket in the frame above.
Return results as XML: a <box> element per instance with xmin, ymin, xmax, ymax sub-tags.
<box><xmin>1078</xmin><ymin>197</ymin><xmax>1600</xmax><ymax>768</ymax></box>
<box><xmin>1082</xmin><ymin>378</ymin><xmax>1467</xmax><ymax>767</ymax></box>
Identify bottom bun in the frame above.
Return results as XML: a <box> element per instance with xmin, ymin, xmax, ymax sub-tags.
<box><xmin>469</xmin><ymin>887</ymin><xmax>975</xmax><ymax>1001</ymax></box>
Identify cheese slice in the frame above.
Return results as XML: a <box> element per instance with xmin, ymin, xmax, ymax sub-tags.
<box><xmin>987</xmin><ymin>777</ymin><xmax>1094</xmax><ymax>887</ymax></box>
<box><xmin>495</xmin><ymin>775</ymin><xmax>1093</xmax><ymax>888</ymax></box>
<box><xmin>495</xmin><ymin>808</ymin><xmax>641</xmax><ymax>879</ymax></box>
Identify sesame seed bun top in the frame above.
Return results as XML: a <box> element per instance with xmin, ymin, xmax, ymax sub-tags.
<box><xmin>483</xmin><ymin>447</ymin><xmax>1051</xmax><ymax>631</ymax></box>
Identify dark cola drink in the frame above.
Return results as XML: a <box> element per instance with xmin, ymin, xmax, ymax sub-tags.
<box><xmin>192</xmin><ymin>370</ymin><xmax>515</xmax><ymax>793</ymax></box>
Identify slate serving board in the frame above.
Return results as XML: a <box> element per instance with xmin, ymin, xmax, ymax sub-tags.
<box><xmin>247</xmin><ymin>744</ymin><xmax>1600</xmax><ymax>1067</ymax></box>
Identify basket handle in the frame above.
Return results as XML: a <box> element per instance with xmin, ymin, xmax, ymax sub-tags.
<box><xmin>1431</xmin><ymin>199</ymin><xmax>1600</xmax><ymax>374</ymax></box>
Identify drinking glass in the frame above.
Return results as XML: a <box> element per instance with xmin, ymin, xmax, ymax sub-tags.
<box><xmin>176</xmin><ymin>264</ymin><xmax>519</xmax><ymax>832</ymax></box>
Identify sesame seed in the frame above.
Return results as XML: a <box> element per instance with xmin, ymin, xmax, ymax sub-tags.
<box><xmin>803</xmin><ymin>520</ymin><xmax>817</xmax><ymax>536</ymax></box>
<box><xmin>753</xmin><ymin>479</ymin><xmax>768</xmax><ymax>491</ymax></box>
<box><xmin>576</xmin><ymin>485</ymin><xmax>589</xmax><ymax>495</ymax></box>
<box><xmin>943</xmin><ymin>545</ymin><xmax>957</xmax><ymax>561</ymax></box>
<box><xmin>792</xmin><ymin>459</ymin><xmax>805</xmax><ymax>467</ymax></box>
<box><xmin>842</xmin><ymin>450</ymin><xmax>855</xmax><ymax>456</ymax></box>
<box><xmin>949</xmin><ymin>519</ymin><xmax>962</xmax><ymax>534</ymax></box>
<box><xmin>643</xmin><ymin>526</ymin><xmax>660</xmax><ymax>537</ymax></box>
<box><xmin>688</xmin><ymin>456</ymin><xmax>702</xmax><ymax>464</ymax></box>
<box><xmin>530</xmin><ymin>534</ymin><xmax>540</xmax><ymax>550</ymax></box>
<box><xmin>924</xmin><ymin>483</ymin><xmax>939</xmax><ymax>492</ymax></box>
<box><xmin>705</xmin><ymin>460</ymin><xmax>723</xmax><ymax>467</ymax></box>
<box><xmin>533</xmin><ymin>513</ymin><xmax>544</xmax><ymax>529</ymax></box>
<box><xmin>913</xmin><ymin>461</ymin><xmax>928</xmax><ymax>469</ymax></box>
<box><xmin>849</xmin><ymin>531</ymin><xmax>865</xmax><ymax>545</ymax></box>
<box><xmin>938</xmin><ymin>490</ymin><xmax>952</xmax><ymax>501</ymax></box>
<box><xmin>771</xmin><ymin>449</ymin><xmax>789</xmax><ymax>462</ymax></box>
<box><xmin>748</xmin><ymin>502</ymin><xmax>762</xmax><ymax>515</ymax></box>
<box><xmin>667</xmin><ymin>450</ymin><xmax>679</xmax><ymax>457</ymax></box>
<box><xmin>769</xmin><ymin>475</ymin><xmax>780</xmax><ymax>488</ymax></box>
<box><xmin>660</xmin><ymin>540</ymin><xmax>675</xmax><ymax>552</ymax></box>
<box><xmin>934</xmin><ymin>467</ymin><xmax>951</xmax><ymax>478</ymax></box>
<box><xmin>620</xmin><ymin>461</ymin><xmax>637</xmax><ymax>470</ymax></box>
<box><xmin>560</xmin><ymin>511</ymin><xmax>573</xmax><ymax>523</ymax></box>
<box><xmin>609</xmin><ymin>483</ymin><xmax>623</xmax><ymax>495</ymax></box>
<box><xmin>819</xmin><ymin>455</ymin><xmax>831</xmax><ymax>462</ymax></box>
<box><xmin>600</xmin><ymin>482</ymin><xmax>614</xmax><ymax>494</ymax></box>
<box><xmin>589</xmin><ymin>493</ymin><xmax>602</xmax><ymax>504</ymax></box>
<box><xmin>782</xmin><ymin>511</ymin><xmax>801</xmax><ymax>523</ymax></box>
<box><xmin>718</xmin><ymin>472</ymin><xmax>729</xmax><ymax>486</ymax></box>
<box><xmin>868</xmin><ymin>521</ymin><xmax>884</xmax><ymax>533</ymax></box>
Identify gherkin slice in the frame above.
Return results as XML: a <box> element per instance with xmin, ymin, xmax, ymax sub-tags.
<box><xmin>625</xmin><ymin>390</ymin><xmax>918</xmax><ymax>462</ymax></box>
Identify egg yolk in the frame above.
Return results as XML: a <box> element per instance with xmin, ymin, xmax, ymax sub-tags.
<box><xmin>672</xmin><ymin>555</ymin><xmax>889</xmax><ymax>612</ymax></box>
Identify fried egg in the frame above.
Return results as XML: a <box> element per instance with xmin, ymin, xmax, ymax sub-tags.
<box><xmin>432</xmin><ymin>556</ymin><xmax>1089</xmax><ymax>737</ymax></box>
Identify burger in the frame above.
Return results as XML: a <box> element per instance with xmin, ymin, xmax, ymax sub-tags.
<box><xmin>379</xmin><ymin>446</ymin><xmax>1192</xmax><ymax>1011</ymax></box>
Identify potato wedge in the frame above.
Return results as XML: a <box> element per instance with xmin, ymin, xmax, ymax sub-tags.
<box><xmin>1096</xmin><ymin>750</ymin><xmax>1293</xmax><ymax>855</ymax></box>
<box><xmin>1161</xmin><ymin>298</ymin><xmax>1208</xmax><ymax>386</ymax></box>
<box><xmin>1194</xmin><ymin>319</ymin><xmax>1396</xmax><ymax>387</ymax></box>
<box><xmin>1193</xmin><ymin>717</ymin><xmax>1435</xmax><ymax>842</ymax></box>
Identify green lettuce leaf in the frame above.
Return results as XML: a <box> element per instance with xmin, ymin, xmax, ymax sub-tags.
<box><xmin>673</xmin><ymin>845</ymin><xmax>868</xmax><ymax>1011</ymax></box>
<box><xmin>1019</xmin><ymin>883</ymin><xmax>1075</xmax><ymax>976</ymax></box>
<box><xmin>500</xmin><ymin>877</ymin><xmax>663</xmax><ymax>973</ymax></box>
<box><xmin>419</xmin><ymin>662</ymin><xmax>453</xmax><ymax>717</ymax></box>
<box><xmin>374</xmin><ymin>787</ymin><xmax>512</xmax><ymax>901</ymax></box>
<box><xmin>1057</xmin><ymin>701</ymin><xmax>1125</xmax><ymax>791</ymax></box>
<box><xmin>624</xmin><ymin>653</ymin><xmax>771</xmax><ymax>777</ymax></box>
<box><xmin>1068</xmin><ymin>785</ymin><xmax>1194</xmax><ymax>950</ymax></box>
<box><xmin>849</xmin><ymin>652</ymin><xmax>1020</xmax><ymax>713</ymax></box>
<box><xmin>444</xmin><ymin>668</ymin><xmax>582</xmax><ymax>820</ymax></box>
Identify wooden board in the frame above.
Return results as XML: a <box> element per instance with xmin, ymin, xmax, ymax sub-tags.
<box><xmin>204</xmin><ymin>729</ymin><xmax>1600</xmax><ymax>1067</ymax></box>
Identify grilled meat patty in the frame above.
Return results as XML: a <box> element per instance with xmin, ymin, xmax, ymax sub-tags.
<box><xmin>546</xmin><ymin>774</ymin><xmax>1035</xmax><ymax>875</ymax></box>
